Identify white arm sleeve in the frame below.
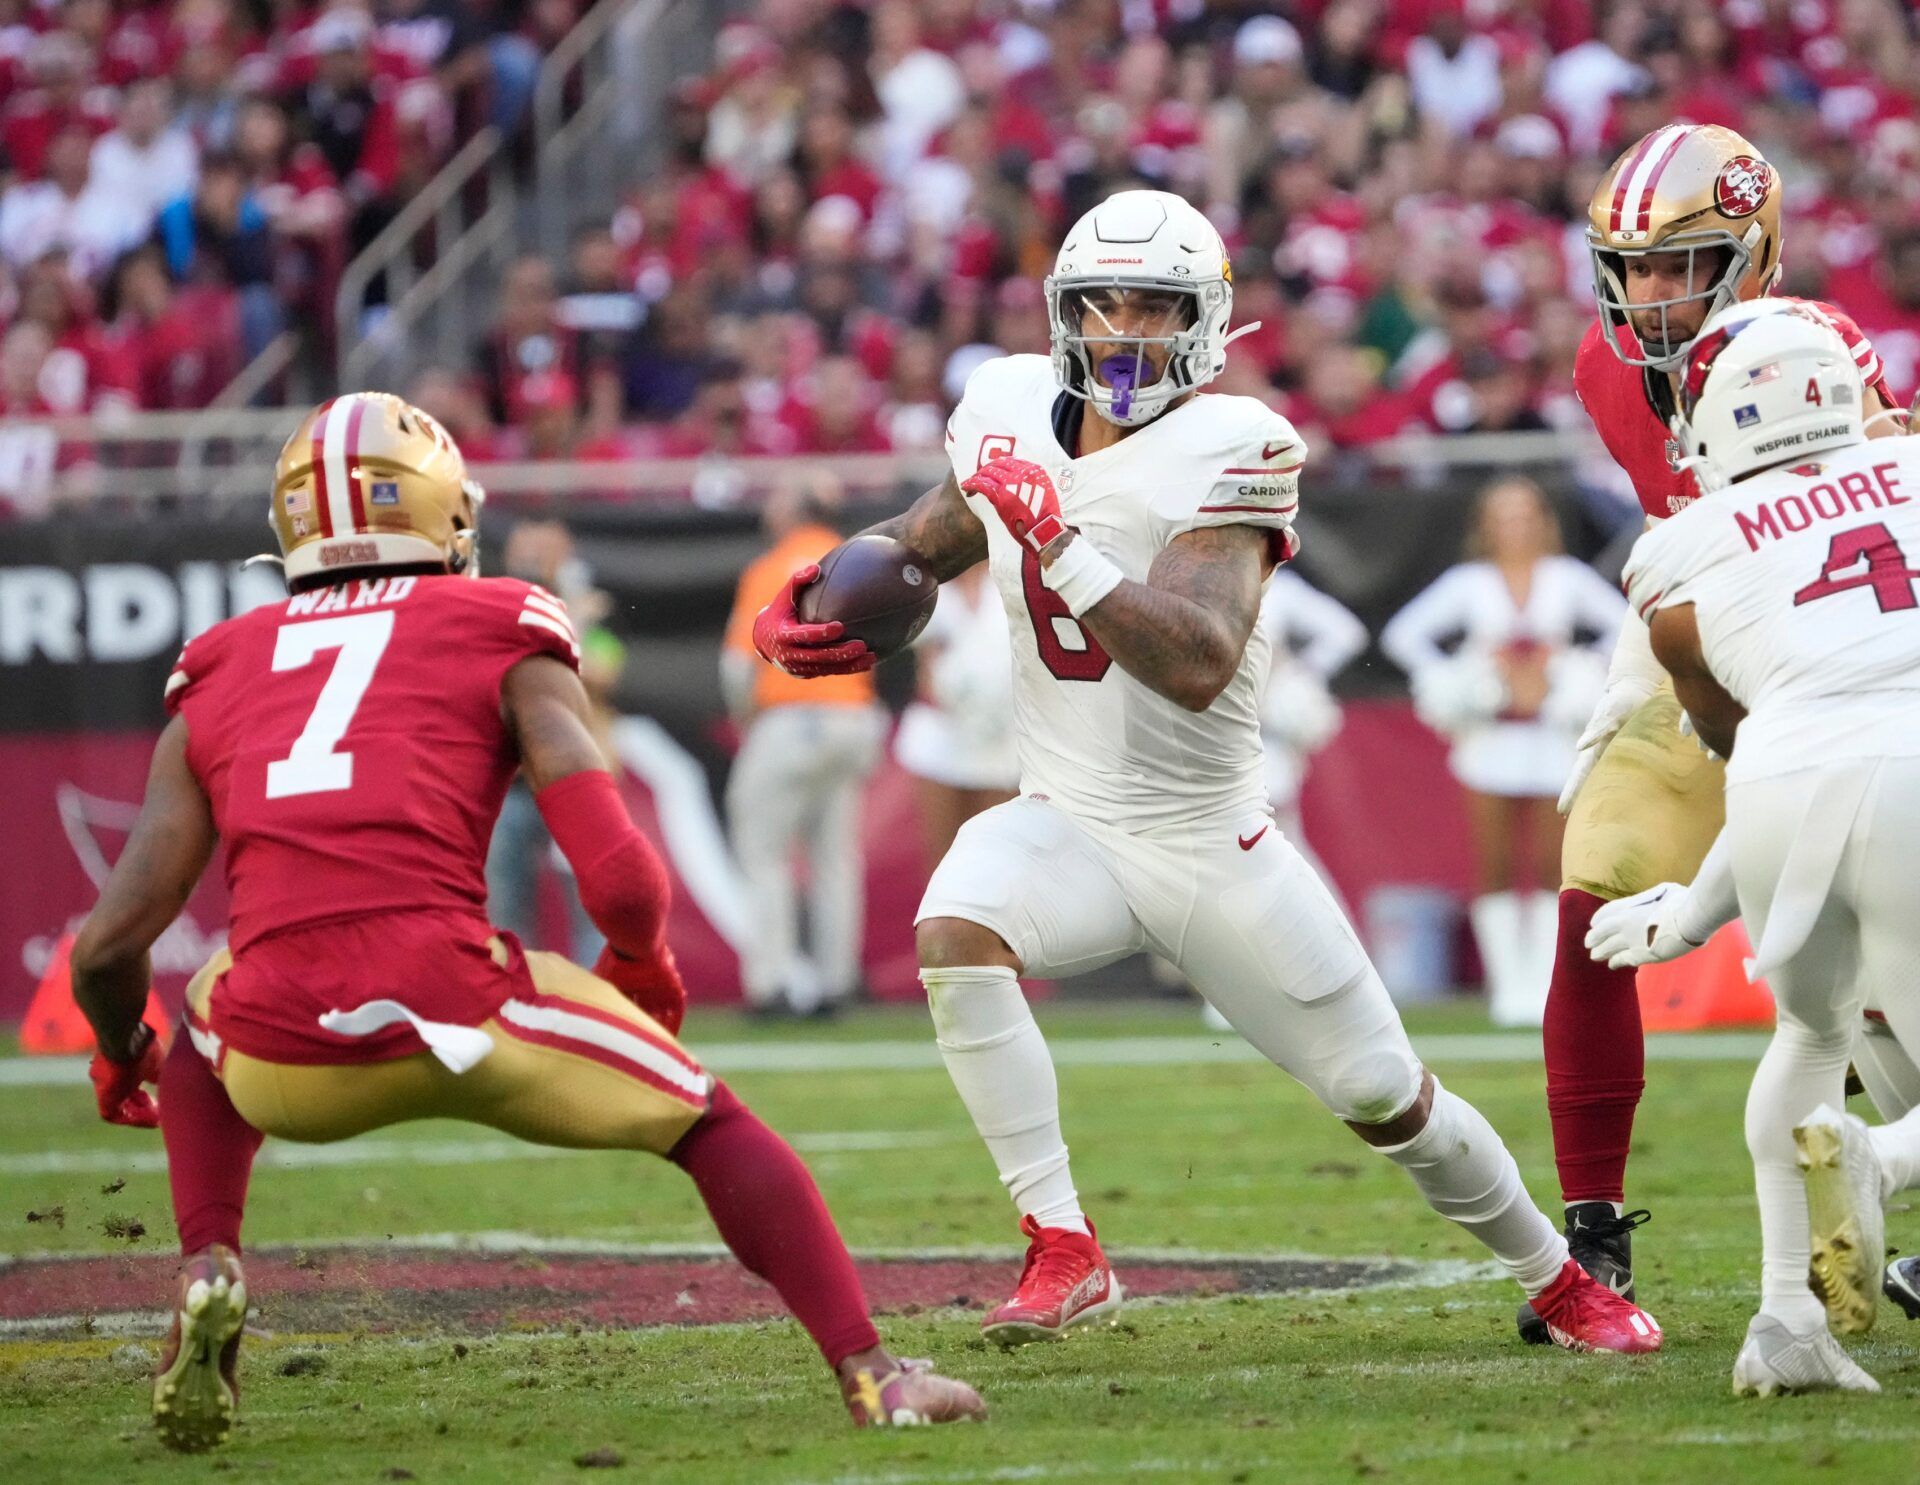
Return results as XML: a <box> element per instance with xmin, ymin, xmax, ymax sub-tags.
<box><xmin>1602</xmin><ymin>601</ymin><xmax>1666</xmax><ymax>694</ymax></box>
<box><xmin>1674</xmin><ymin>828</ymin><xmax>1740</xmax><ymax>945</ymax></box>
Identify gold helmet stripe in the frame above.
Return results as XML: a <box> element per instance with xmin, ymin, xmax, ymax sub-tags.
<box><xmin>1610</xmin><ymin>124</ymin><xmax>1691</xmax><ymax>236</ymax></box>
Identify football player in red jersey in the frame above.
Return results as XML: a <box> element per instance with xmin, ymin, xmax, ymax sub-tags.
<box><xmin>1521</xmin><ymin>124</ymin><xmax>1909</xmax><ymax>1344</ymax></box>
<box><xmin>68</xmin><ymin>393</ymin><xmax>984</xmax><ymax>1450</ymax></box>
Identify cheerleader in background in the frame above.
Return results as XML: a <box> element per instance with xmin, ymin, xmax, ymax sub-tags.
<box><xmin>1258</xmin><ymin>568</ymin><xmax>1370</xmax><ymax>893</ymax></box>
<box><xmin>1382</xmin><ymin>476</ymin><xmax>1624</xmax><ymax>1027</ymax></box>
<box><xmin>1199</xmin><ymin>569</ymin><xmax>1369</xmax><ymax>1031</ymax></box>
<box><xmin>895</xmin><ymin>563</ymin><xmax>1020</xmax><ymax>869</ymax></box>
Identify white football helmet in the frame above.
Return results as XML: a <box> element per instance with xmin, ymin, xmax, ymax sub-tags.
<box><xmin>1672</xmin><ymin>300</ymin><xmax>1865</xmax><ymax>492</ymax></box>
<box><xmin>1045</xmin><ymin>190</ymin><xmax>1243</xmax><ymax>427</ymax></box>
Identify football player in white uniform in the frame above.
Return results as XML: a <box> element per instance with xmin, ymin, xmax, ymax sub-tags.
<box><xmin>1621</xmin><ymin>301</ymin><xmax>1920</xmax><ymax>1393</ymax></box>
<box><xmin>753</xmin><ymin>189</ymin><xmax>1660</xmax><ymax>1356</ymax></box>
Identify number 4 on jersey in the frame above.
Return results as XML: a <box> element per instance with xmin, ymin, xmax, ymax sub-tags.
<box><xmin>1793</xmin><ymin>522</ymin><xmax>1920</xmax><ymax>614</ymax></box>
<box><xmin>265</xmin><ymin>611</ymin><xmax>395</xmax><ymax>798</ymax></box>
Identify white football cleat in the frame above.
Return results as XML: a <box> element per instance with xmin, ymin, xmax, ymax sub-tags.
<box><xmin>1731</xmin><ymin>1313</ymin><xmax>1880</xmax><ymax>1397</ymax></box>
<box><xmin>1794</xmin><ymin>1103</ymin><xmax>1887</xmax><ymax>1336</ymax></box>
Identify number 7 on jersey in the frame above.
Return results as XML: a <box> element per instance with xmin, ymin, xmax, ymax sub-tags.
<box><xmin>265</xmin><ymin>611</ymin><xmax>395</xmax><ymax>799</ymax></box>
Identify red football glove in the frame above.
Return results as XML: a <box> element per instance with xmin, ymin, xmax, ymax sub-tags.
<box><xmin>90</xmin><ymin>1021</ymin><xmax>164</xmax><ymax>1129</ymax></box>
<box><xmin>961</xmin><ymin>457</ymin><xmax>1068</xmax><ymax>553</ymax></box>
<box><xmin>594</xmin><ymin>944</ymin><xmax>688</xmax><ymax>1036</ymax></box>
<box><xmin>751</xmin><ymin>563</ymin><xmax>876</xmax><ymax>678</ymax></box>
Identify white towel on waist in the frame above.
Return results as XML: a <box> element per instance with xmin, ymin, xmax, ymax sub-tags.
<box><xmin>317</xmin><ymin>1000</ymin><xmax>497</xmax><ymax>1073</ymax></box>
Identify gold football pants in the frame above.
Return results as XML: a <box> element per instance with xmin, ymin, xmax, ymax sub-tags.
<box><xmin>183</xmin><ymin>944</ymin><xmax>708</xmax><ymax>1154</ymax></box>
<box><xmin>1561</xmin><ymin>686</ymin><xmax>1725</xmax><ymax>901</ymax></box>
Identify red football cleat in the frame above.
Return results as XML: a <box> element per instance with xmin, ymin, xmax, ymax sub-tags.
<box><xmin>1531</xmin><ymin>1258</ymin><xmax>1663</xmax><ymax>1354</ymax></box>
<box><xmin>981</xmin><ymin>1216</ymin><xmax>1124</xmax><ymax>1347</ymax></box>
<box><xmin>152</xmin><ymin>1245</ymin><xmax>248</xmax><ymax>1453</ymax></box>
<box><xmin>842</xmin><ymin>1357</ymin><xmax>987</xmax><ymax>1427</ymax></box>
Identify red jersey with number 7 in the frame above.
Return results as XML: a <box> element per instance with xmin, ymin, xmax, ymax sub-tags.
<box><xmin>165</xmin><ymin>573</ymin><xmax>580</xmax><ymax>957</ymax></box>
<box><xmin>1575</xmin><ymin>301</ymin><xmax>1897</xmax><ymax>521</ymax></box>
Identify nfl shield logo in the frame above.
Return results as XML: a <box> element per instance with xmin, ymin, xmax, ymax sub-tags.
<box><xmin>370</xmin><ymin>479</ymin><xmax>401</xmax><ymax>506</ymax></box>
<box><xmin>1733</xmin><ymin>404</ymin><xmax>1761</xmax><ymax>429</ymax></box>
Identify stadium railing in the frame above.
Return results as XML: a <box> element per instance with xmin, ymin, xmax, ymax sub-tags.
<box><xmin>0</xmin><ymin>415</ymin><xmax>1610</xmax><ymax>518</ymax></box>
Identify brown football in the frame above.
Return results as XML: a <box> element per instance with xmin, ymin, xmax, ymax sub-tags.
<box><xmin>795</xmin><ymin>534</ymin><xmax>939</xmax><ymax>661</ymax></box>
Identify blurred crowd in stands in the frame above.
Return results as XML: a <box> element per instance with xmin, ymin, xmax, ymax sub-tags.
<box><xmin>3</xmin><ymin>0</ymin><xmax>1920</xmax><ymax>479</ymax></box>
<box><xmin>401</xmin><ymin>0</ymin><xmax>1920</xmax><ymax>479</ymax></box>
<box><xmin>0</xmin><ymin>0</ymin><xmax>569</xmax><ymax>421</ymax></box>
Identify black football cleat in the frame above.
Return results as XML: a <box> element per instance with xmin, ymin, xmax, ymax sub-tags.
<box><xmin>1883</xmin><ymin>1255</ymin><xmax>1920</xmax><ymax>1320</ymax></box>
<box><xmin>1517</xmin><ymin>1204</ymin><xmax>1651</xmax><ymax>1345</ymax></box>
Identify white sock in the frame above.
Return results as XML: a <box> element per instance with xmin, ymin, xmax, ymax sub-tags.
<box><xmin>1515</xmin><ymin>891</ymin><xmax>1558</xmax><ymax>1026</ymax></box>
<box><xmin>1866</xmin><ymin>1111</ymin><xmax>1920</xmax><ymax>1197</ymax></box>
<box><xmin>1747</xmin><ymin>1023</ymin><xmax>1851</xmax><ymax>1330</ymax></box>
<box><xmin>923</xmin><ymin>965</ymin><xmax>1089</xmax><ymax>1235</ymax></box>
<box><xmin>1376</xmin><ymin>1078</ymin><xmax>1569</xmax><ymax>1296</ymax></box>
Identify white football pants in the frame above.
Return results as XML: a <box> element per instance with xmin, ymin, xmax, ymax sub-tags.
<box><xmin>918</xmin><ymin>796</ymin><xmax>1567</xmax><ymax>1292</ymax></box>
<box><xmin>1729</xmin><ymin>755</ymin><xmax>1920</xmax><ymax>1325</ymax></box>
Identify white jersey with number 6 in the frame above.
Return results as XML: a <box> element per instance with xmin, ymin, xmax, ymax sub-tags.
<box><xmin>1624</xmin><ymin>434</ymin><xmax>1920</xmax><ymax>785</ymax></box>
<box><xmin>944</xmin><ymin>353</ymin><xmax>1306</xmax><ymax>834</ymax></box>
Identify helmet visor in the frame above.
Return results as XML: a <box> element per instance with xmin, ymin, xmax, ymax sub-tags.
<box><xmin>1588</xmin><ymin>231</ymin><xmax>1751</xmax><ymax>370</ymax></box>
<box><xmin>1054</xmin><ymin>281</ymin><xmax>1202</xmax><ymax>418</ymax></box>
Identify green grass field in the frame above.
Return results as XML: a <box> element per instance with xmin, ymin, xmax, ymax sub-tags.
<box><xmin>5</xmin><ymin>999</ymin><xmax>1919</xmax><ymax>1485</ymax></box>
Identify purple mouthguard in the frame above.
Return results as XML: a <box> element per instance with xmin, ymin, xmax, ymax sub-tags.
<box><xmin>1098</xmin><ymin>355</ymin><xmax>1143</xmax><ymax>418</ymax></box>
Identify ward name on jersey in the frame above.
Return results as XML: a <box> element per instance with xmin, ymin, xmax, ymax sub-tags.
<box><xmin>944</xmin><ymin>352</ymin><xmax>1306</xmax><ymax>833</ymax></box>
<box><xmin>1625</xmin><ymin>435</ymin><xmax>1920</xmax><ymax>785</ymax></box>
<box><xmin>163</xmin><ymin>573</ymin><xmax>580</xmax><ymax>1059</ymax></box>
<box><xmin>1576</xmin><ymin>301</ymin><xmax>1896</xmax><ymax>520</ymax></box>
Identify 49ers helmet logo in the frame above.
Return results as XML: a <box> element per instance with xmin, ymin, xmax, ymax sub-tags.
<box><xmin>1714</xmin><ymin>156</ymin><xmax>1771</xmax><ymax>218</ymax></box>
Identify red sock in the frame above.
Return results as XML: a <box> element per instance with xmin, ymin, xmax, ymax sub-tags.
<box><xmin>670</xmin><ymin>1081</ymin><xmax>880</xmax><ymax>1369</ymax></box>
<box><xmin>160</xmin><ymin>1034</ymin><xmax>264</xmax><ymax>1254</ymax></box>
<box><xmin>1542</xmin><ymin>889</ymin><xmax>1645</xmax><ymax>1206</ymax></box>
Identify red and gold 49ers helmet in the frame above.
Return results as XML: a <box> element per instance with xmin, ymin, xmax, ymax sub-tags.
<box><xmin>270</xmin><ymin>392</ymin><xmax>485</xmax><ymax>584</ymax></box>
<box><xmin>1588</xmin><ymin>124</ymin><xmax>1784</xmax><ymax>371</ymax></box>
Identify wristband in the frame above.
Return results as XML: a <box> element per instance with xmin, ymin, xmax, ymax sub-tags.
<box><xmin>1040</xmin><ymin>535</ymin><xmax>1124</xmax><ymax>618</ymax></box>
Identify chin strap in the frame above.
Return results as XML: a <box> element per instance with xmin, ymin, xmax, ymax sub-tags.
<box><xmin>1221</xmin><ymin>320</ymin><xmax>1263</xmax><ymax>349</ymax></box>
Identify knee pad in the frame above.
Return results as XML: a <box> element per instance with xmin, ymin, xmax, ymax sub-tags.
<box><xmin>921</xmin><ymin>964</ymin><xmax>1023</xmax><ymax>1047</ymax></box>
<box><xmin>1323</xmin><ymin>1043</ymin><xmax>1424</xmax><ymax>1126</ymax></box>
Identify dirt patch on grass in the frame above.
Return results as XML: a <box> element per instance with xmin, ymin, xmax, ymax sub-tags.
<box><xmin>0</xmin><ymin>1246</ymin><xmax>1407</xmax><ymax>1342</ymax></box>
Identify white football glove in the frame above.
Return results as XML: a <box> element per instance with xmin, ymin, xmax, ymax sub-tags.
<box><xmin>1557</xmin><ymin>608</ymin><xmax>1665</xmax><ymax>814</ymax></box>
<box><xmin>1556</xmin><ymin>679</ymin><xmax>1657</xmax><ymax>813</ymax></box>
<box><xmin>1584</xmin><ymin>883</ymin><xmax>1707</xmax><ymax>970</ymax></box>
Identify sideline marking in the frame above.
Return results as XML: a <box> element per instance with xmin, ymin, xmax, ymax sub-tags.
<box><xmin>0</xmin><ymin>1129</ymin><xmax>956</xmax><ymax>1178</ymax></box>
<box><xmin>0</xmin><ymin>1030</ymin><xmax>1774</xmax><ymax>1088</ymax></box>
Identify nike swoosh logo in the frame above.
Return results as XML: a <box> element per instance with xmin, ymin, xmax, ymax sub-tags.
<box><xmin>1261</xmin><ymin>441</ymin><xmax>1290</xmax><ymax>461</ymax></box>
<box><xmin>1238</xmin><ymin>826</ymin><xmax>1269</xmax><ymax>851</ymax></box>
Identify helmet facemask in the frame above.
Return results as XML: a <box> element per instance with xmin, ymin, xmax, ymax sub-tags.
<box><xmin>1590</xmin><ymin>231</ymin><xmax>1756</xmax><ymax>371</ymax></box>
<box><xmin>1047</xmin><ymin>279</ymin><xmax>1219</xmax><ymax>427</ymax></box>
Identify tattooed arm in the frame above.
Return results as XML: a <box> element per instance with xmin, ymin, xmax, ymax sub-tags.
<box><xmin>860</xmin><ymin>472</ymin><xmax>989</xmax><ymax>582</ymax></box>
<box><xmin>1054</xmin><ymin>524</ymin><xmax>1267</xmax><ymax>712</ymax></box>
<box><xmin>1649</xmin><ymin>602</ymin><xmax>1744</xmax><ymax>760</ymax></box>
